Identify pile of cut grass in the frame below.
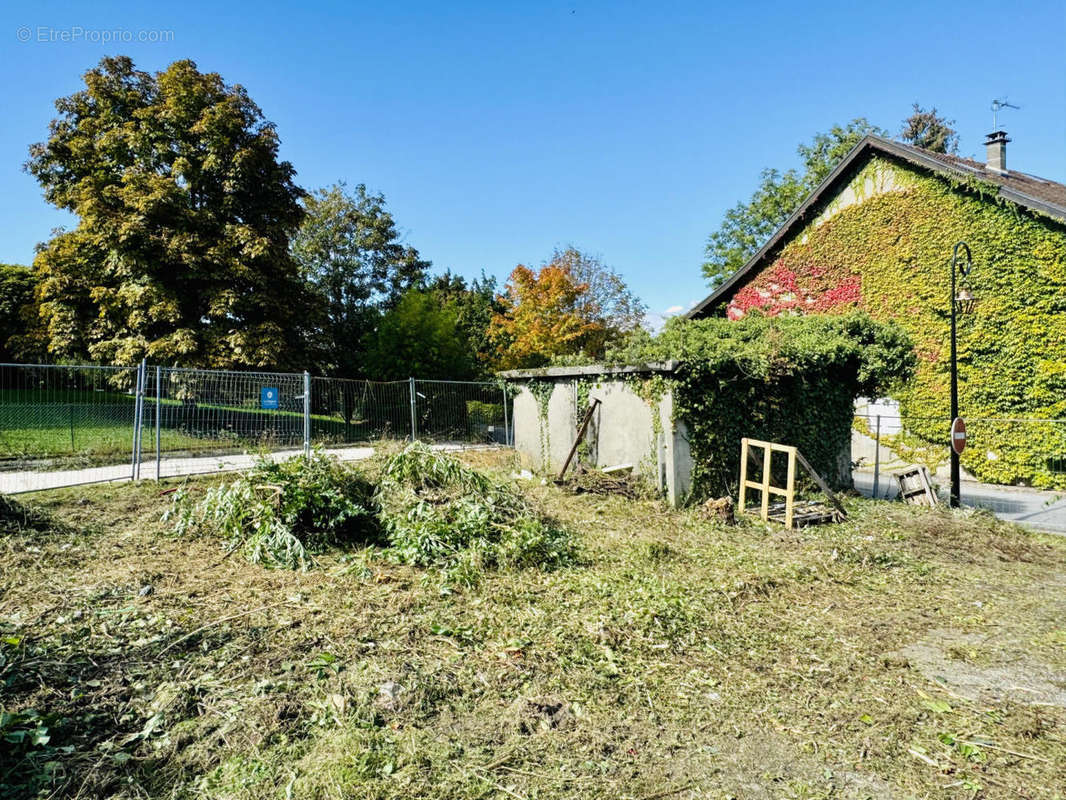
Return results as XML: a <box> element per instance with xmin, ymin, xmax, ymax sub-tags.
<box><xmin>164</xmin><ymin>450</ymin><xmax>378</xmax><ymax>569</ymax></box>
<box><xmin>4</xmin><ymin>452</ymin><xmax>1065</xmax><ymax>799</ymax></box>
<box><xmin>0</xmin><ymin>492</ymin><xmax>67</xmax><ymax>535</ymax></box>
<box><xmin>375</xmin><ymin>442</ymin><xmax>575</xmax><ymax>580</ymax></box>
<box><xmin>163</xmin><ymin>444</ymin><xmax>575</xmax><ymax>580</ymax></box>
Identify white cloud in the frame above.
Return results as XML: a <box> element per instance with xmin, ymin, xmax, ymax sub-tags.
<box><xmin>664</xmin><ymin>305</ymin><xmax>684</xmax><ymax>314</ymax></box>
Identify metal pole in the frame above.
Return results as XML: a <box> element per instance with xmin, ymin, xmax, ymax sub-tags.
<box><xmin>155</xmin><ymin>366</ymin><xmax>161</xmax><ymax>481</ymax></box>
<box><xmin>130</xmin><ymin>360</ymin><xmax>144</xmax><ymax>481</ymax></box>
<box><xmin>872</xmin><ymin>414</ymin><xmax>881</xmax><ymax>499</ymax></box>
<box><xmin>137</xmin><ymin>359</ymin><xmax>146</xmax><ymax>480</ymax></box>
<box><xmin>949</xmin><ymin>241</ymin><xmax>971</xmax><ymax>508</ymax></box>
<box><xmin>303</xmin><ymin>370</ymin><xmax>311</xmax><ymax>459</ymax></box>
<box><xmin>502</xmin><ymin>384</ymin><xmax>510</xmax><ymax>447</ymax></box>
<box><xmin>69</xmin><ymin>403</ymin><xmax>75</xmax><ymax>452</ymax></box>
<box><xmin>409</xmin><ymin>377</ymin><xmax>417</xmax><ymax>441</ymax></box>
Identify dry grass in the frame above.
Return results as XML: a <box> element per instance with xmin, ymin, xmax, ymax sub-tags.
<box><xmin>2</xmin><ymin>452</ymin><xmax>1065</xmax><ymax>799</ymax></box>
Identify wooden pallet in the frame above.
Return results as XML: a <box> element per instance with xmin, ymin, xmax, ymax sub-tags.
<box><xmin>739</xmin><ymin>438</ymin><xmax>848</xmax><ymax>528</ymax></box>
<box><xmin>895</xmin><ymin>466</ymin><xmax>938</xmax><ymax>507</ymax></box>
<box><xmin>766</xmin><ymin>500</ymin><xmax>844</xmax><ymax>528</ymax></box>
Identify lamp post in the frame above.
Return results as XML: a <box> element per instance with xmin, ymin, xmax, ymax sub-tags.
<box><xmin>949</xmin><ymin>241</ymin><xmax>975</xmax><ymax>508</ymax></box>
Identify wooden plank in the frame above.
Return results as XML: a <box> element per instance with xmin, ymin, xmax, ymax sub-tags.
<box><xmin>738</xmin><ymin>438</ymin><xmax>749</xmax><ymax>516</ymax></box>
<box><xmin>794</xmin><ymin>450</ymin><xmax>848</xmax><ymax>520</ymax></box>
<box><xmin>744</xmin><ymin>437</ymin><xmax>798</xmax><ymax>454</ymax></box>
<box><xmin>785</xmin><ymin>448</ymin><xmax>796</xmax><ymax>530</ymax></box>
<box><xmin>760</xmin><ymin>442</ymin><xmax>771</xmax><ymax>521</ymax></box>
<box><xmin>555</xmin><ymin>398</ymin><xmax>601</xmax><ymax>482</ymax></box>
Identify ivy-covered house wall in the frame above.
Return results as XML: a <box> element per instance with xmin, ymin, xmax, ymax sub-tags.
<box><xmin>500</xmin><ymin>364</ymin><xmax>692</xmax><ymax>505</ymax></box>
<box><xmin>721</xmin><ymin>155</ymin><xmax>1066</xmax><ymax>488</ymax></box>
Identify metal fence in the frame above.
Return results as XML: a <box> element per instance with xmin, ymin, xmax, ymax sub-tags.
<box><xmin>852</xmin><ymin>412</ymin><xmax>1066</xmax><ymax>512</ymax></box>
<box><xmin>0</xmin><ymin>362</ymin><xmax>510</xmax><ymax>492</ymax></box>
<box><xmin>0</xmin><ymin>363</ymin><xmax>140</xmax><ymax>464</ymax></box>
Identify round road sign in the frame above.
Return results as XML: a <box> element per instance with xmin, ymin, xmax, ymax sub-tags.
<box><xmin>950</xmin><ymin>416</ymin><xmax>967</xmax><ymax>455</ymax></box>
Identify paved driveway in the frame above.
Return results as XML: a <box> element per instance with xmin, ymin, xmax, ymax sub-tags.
<box><xmin>853</xmin><ymin>471</ymin><xmax>1066</xmax><ymax>534</ymax></box>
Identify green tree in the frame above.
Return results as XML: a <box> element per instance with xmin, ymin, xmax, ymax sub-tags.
<box><xmin>900</xmin><ymin>103</ymin><xmax>959</xmax><ymax>154</ymax></box>
<box><xmin>364</xmin><ymin>290</ymin><xmax>473</xmax><ymax>380</ymax></box>
<box><xmin>0</xmin><ymin>264</ymin><xmax>43</xmax><ymax>362</ymax></box>
<box><xmin>702</xmin><ymin>118</ymin><xmax>887</xmax><ymax>288</ymax></box>
<box><xmin>26</xmin><ymin>56</ymin><xmax>315</xmax><ymax>368</ymax></box>
<box><xmin>426</xmin><ymin>270</ymin><xmax>503</xmax><ymax>375</ymax></box>
<box><xmin>293</xmin><ymin>183</ymin><xmax>430</xmax><ymax>377</ymax></box>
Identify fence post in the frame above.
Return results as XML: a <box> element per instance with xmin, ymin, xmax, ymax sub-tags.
<box><xmin>303</xmin><ymin>370</ymin><xmax>311</xmax><ymax>459</ymax></box>
<box><xmin>872</xmin><ymin>414</ymin><xmax>881</xmax><ymax>499</ymax></box>
<box><xmin>130</xmin><ymin>359</ymin><xmax>145</xmax><ymax>481</ymax></box>
<box><xmin>502</xmin><ymin>383</ymin><xmax>510</xmax><ymax>447</ymax></box>
<box><xmin>137</xmin><ymin>359</ymin><xmax>146</xmax><ymax>480</ymax></box>
<box><xmin>409</xmin><ymin>377</ymin><xmax>418</xmax><ymax>441</ymax></box>
<box><xmin>155</xmin><ymin>366</ymin><xmax>162</xmax><ymax>481</ymax></box>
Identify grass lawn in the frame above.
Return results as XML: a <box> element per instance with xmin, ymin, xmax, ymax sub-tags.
<box><xmin>2</xmin><ymin>450</ymin><xmax>1065</xmax><ymax>798</ymax></box>
<box><xmin>0</xmin><ymin>388</ymin><xmax>490</xmax><ymax>466</ymax></box>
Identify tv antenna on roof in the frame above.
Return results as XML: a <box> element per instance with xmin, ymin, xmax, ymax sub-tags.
<box><xmin>991</xmin><ymin>98</ymin><xmax>1020</xmax><ymax>130</ymax></box>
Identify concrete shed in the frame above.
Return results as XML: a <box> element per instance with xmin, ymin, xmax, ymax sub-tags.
<box><xmin>499</xmin><ymin>363</ymin><xmax>692</xmax><ymax>505</ymax></box>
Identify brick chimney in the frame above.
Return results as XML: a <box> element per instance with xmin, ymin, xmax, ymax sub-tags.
<box><xmin>985</xmin><ymin>131</ymin><xmax>1010</xmax><ymax>174</ymax></box>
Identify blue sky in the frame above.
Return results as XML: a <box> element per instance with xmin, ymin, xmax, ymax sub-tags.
<box><xmin>1</xmin><ymin>0</ymin><xmax>1064</xmax><ymax>323</ymax></box>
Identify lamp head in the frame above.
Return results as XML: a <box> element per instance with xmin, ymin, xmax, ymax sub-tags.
<box><xmin>955</xmin><ymin>286</ymin><xmax>977</xmax><ymax>316</ymax></box>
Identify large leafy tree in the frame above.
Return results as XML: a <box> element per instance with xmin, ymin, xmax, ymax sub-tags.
<box><xmin>702</xmin><ymin>118</ymin><xmax>887</xmax><ymax>288</ymax></box>
<box><xmin>26</xmin><ymin>56</ymin><xmax>315</xmax><ymax>368</ymax></box>
<box><xmin>0</xmin><ymin>264</ymin><xmax>43</xmax><ymax>362</ymax></box>
<box><xmin>546</xmin><ymin>247</ymin><xmax>645</xmax><ymax>356</ymax></box>
<box><xmin>364</xmin><ymin>289</ymin><xmax>474</xmax><ymax>380</ymax></box>
<box><xmin>292</xmin><ymin>183</ymin><xmax>429</xmax><ymax>377</ymax></box>
<box><xmin>900</xmin><ymin>103</ymin><xmax>959</xmax><ymax>154</ymax></box>
<box><xmin>426</xmin><ymin>270</ymin><xmax>503</xmax><ymax>375</ymax></box>
<box><xmin>489</xmin><ymin>263</ymin><xmax>595</xmax><ymax>370</ymax></box>
<box><xmin>489</xmin><ymin>248</ymin><xmax>643</xmax><ymax>369</ymax></box>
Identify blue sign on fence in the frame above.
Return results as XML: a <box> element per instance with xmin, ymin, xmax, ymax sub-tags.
<box><xmin>260</xmin><ymin>387</ymin><xmax>279</xmax><ymax>410</ymax></box>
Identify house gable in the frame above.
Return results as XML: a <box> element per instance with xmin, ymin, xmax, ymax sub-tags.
<box><xmin>689</xmin><ymin>135</ymin><xmax>1066</xmax><ymax>319</ymax></box>
<box><xmin>690</xmin><ymin>148</ymin><xmax>1066</xmax><ymax>488</ymax></box>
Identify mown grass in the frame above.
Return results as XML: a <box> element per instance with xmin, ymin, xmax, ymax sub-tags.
<box><xmin>2</xmin><ymin>451</ymin><xmax>1065</xmax><ymax>799</ymax></box>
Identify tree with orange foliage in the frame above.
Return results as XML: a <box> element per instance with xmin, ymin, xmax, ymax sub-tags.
<box><xmin>488</xmin><ymin>248</ymin><xmax>645</xmax><ymax>369</ymax></box>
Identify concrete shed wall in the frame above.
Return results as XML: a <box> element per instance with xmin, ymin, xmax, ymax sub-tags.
<box><xmin>507</xmin><ymin>372</ymin><xmax>692</xmax><ymax>505</ymax></box>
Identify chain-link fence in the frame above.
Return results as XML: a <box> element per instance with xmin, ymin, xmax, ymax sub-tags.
<box><xmin>312</xmin><ymin>378</ymin><xmax>413</xmax><ymax>445</ymax></box>
<box><xmin>0</xmin><ymin>361</ymin><xmax>510</xmax><ymax>492</ymax></box>
<box><xmin>143</xmin><ymin>366</ymin><xmax>309</xmax><ymax>480</ymax></box>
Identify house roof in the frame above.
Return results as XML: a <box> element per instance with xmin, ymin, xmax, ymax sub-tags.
<box><xmin>687</xmin><ymin>134</ymin><xmax>1066</xmax><ymax>319</ymax></box>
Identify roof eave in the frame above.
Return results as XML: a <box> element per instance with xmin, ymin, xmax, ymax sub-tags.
<box><xmin>686</xmin><ymin>135</ymin><xmax>1066</xmax><ymax>318</ymax></box>
<box><xmin>686</xmin><ymin>135</ymin><xmax>884</xmax><ymax>318</ymax></box>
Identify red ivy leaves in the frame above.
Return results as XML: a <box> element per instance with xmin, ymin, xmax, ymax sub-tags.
<box><xmin>727</xmin><ymin>259</ymin><xmax>861</xmax><ymax>319</ymax></box>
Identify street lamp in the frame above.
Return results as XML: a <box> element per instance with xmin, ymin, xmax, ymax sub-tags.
<box><xmin>949</xmin><ymin>241</ymin><xmax>975</xmax><ymax>508</ymax></box>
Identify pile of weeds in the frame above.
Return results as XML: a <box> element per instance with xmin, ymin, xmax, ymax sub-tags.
<box><xmin>375</xmin><ymin>442</ymin><xmax>574</xmax><ymax>580</ymax></box>
<box><xmin>0</xmin><ymin>493</ymin><xmax>68</xmax><ymax>535</ymax></box>
<box><xmin>164</xmin><ymin>451</ymin><xmax>378</xmax><ymax>569</ymax></box>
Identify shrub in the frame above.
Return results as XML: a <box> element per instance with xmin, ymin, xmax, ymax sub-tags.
<box><xmin>164</xmin><ymin>451</ymin><xmax>378</xmax><ymax>569</ymax></box>
<box><xmin>375</xmin><ymin>442</ymin><xmax>573</xmax><ymax>577</ymax></box>
<box><xmin>607</xmin><ymin>311</ymin><xmax>915</xmax><ymax>498</ymax></box>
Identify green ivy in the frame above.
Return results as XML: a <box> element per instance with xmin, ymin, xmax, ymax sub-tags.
<box><xmin>612</xmin><ymin>312</ymin><xmax>914</xmax><ymax>498</ymax></box>
<box><xmin>526</xmin><ymin>380</ymin><xmax>555</xmax><ymax>467</ymax></box>
<box><xmin>728</xmin><ymin>156</ymin><xmax>1066</xmax><ymax>488</ymax></box>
